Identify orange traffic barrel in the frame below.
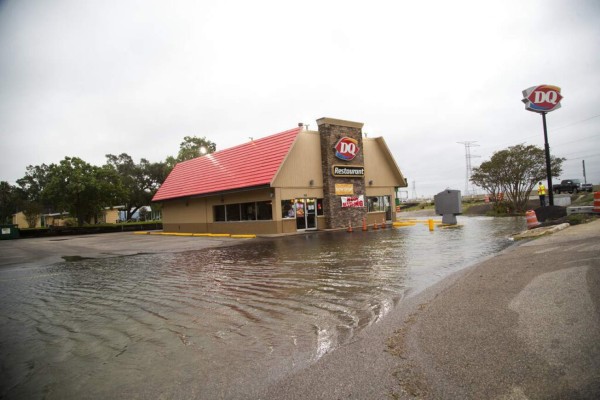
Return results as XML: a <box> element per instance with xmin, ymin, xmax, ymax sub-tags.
<box><xmin>594</xmin><ymin>192</ymin><xmax>600</xmax><ymax>213</ymax></box>
<box><xmin>526</xmin><ymin>210</ymin><xmax>540</xmax><ymax>229</ymax></box>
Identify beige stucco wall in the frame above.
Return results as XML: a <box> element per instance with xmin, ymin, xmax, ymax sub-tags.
<box><xmin>363</xmin><ymin>137</ymin><xmax>406</xmax><ymax>189</ymax></box>
<box><xmin>272</xmin><ymin>130</ymin><xmax>323</xmax><ymax>189</ymax></box>
<box><xmin>162</xmin><ymin>198</ymin><xmax>209</xmax><ymax>224</ymax></box>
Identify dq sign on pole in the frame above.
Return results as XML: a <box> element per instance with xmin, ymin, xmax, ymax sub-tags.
<box><xmin>521</xmin><ymin>84</ymin><xmax>563</xmax><ymax>206</ymax></box>
<box><xmin>522</xmin><ymin>85</ymin><xmax>563</xmax><ymax>113</ymax></box>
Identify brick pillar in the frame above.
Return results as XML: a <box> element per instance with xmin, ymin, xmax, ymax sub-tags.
<box><xmin>317</xmin><ymin>117</ymin><xmax>367</xmax><ymax>230</ymax></box>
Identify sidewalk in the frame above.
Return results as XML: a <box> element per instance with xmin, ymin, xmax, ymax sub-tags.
<box><xmin>256</xmin><ymin>219</ymin><xmax>600</xmax><ymax>399</ymax></box>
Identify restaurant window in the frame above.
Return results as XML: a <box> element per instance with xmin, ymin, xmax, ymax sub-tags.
<box><xmin>226</xmin><ymin>204</ymin><xmax>241</xmax><ymax>221</ymax></box>
<box><xmin>367</xmin><ymin>196</ymin><xmax>390</xmax><ymax>213</ymax></box>
<box><xmin>214</xmin><ymin>205</ymin><xmax>226</xmax><ymax>221</ymax></box>
<box><xmin>214</xmin><ymin>201</ymin><xmax>273</xmax><ymax>222</ymax></box>
<box><xmin>316</xmin><ymin>199</ymin><xmax>324</xmax><ymax>216</ymax></box>
<box><xmin>281</xmin><ymin>200</ymin><xmax>295</xmax><ymax>218</ymax></box>
<box><xmin>256</xmin><ymin>201</ymin><xmax>272</xmax><ymax>220</ymax></box>
<box><xmin>241</xmin><ymin>202</ymin><xmax>256</xmax><ymax>220</ymax></box>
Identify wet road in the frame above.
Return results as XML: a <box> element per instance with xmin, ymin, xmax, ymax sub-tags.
<box><xmin>0</xmin><ymin>216</ymin><xmax>525</xmax><ymax>399</ymax></box>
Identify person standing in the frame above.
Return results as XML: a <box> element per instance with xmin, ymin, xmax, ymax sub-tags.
<box><xmin>537</xmin><ymin>181</ymin><xmax>547</xmax><ymax>207</ymax></box>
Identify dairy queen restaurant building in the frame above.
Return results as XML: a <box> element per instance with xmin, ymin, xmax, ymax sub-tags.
<box><xmin>152</xmin><ymin>117</ymin><xmax>407</xmax><ymax>235</ymax></box>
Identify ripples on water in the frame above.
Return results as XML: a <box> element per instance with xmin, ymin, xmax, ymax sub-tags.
<box><xmin>0</xmin><ymin>216</ymin><xmax>525</xmax><ymax>399</ymax></box>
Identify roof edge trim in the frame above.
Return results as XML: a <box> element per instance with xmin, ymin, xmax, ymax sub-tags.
<box><xmin>152</xmin><ymin>184</ymin><xmax>272</xmax><ymax>203</ymax></box>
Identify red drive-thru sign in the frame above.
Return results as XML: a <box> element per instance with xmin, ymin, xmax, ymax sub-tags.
<box><xmin>522</xmin><ymin>85</ymin><xmax>563</xmax><ymax>113</ymax></box>
<box><xmin>334</xmin><ymin>137</ymin><xmax>360</xmax><ymax>161</ymax></box>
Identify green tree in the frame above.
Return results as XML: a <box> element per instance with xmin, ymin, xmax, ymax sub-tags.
<box><xmin>14</xmin><ymin>165</ymin><xmax>51</xmax><ymax>225</ymax></box>
<box><xmin>166</xmin><ymin>136</ymin><xmax>216</xmax><ymax>170</ymax></box>
<box><xmin>105</xmin><ymin>153</ymin><xmax>169</xmax><ymax>220</ymax></box>
<box><xmin>0</xmin><ymin>181</ymin><xmax>21</xmax><ymax>224</ymax></box>
<box><xmin>44</xmin><ymin>157</ymin><xmax>126</xmax><ymax>226</ymax></box>
<box><xmin>471</xmin><ymin>144</ymin><xmax>564</xmax><ymax>213</ymax></box>
<box><xmin>16</xmin><ymin>164</ymin><xmax>50</xmax><ymax>204</ymax></box>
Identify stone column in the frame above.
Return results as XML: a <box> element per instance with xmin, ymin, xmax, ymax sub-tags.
<box><xmin>317</xmin><ymin>117</ymin><xmax>367</xmax><ymax>230</ymax></box>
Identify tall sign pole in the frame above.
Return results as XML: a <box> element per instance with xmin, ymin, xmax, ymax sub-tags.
<box><xmin>522</xmin><ymin>85</ymin><xmax>563</xmax><ymax>206</ymax></box>
<box><xmin>541</xmin><ymin>112</ymin><xmax>554</xmax><ymax>206</ymax></box>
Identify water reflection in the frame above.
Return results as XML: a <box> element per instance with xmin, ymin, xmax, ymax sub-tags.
<box><xmin>0</xmin><ymin>216</ymin><xmax>525</xmax><ymax>399</ymax></box>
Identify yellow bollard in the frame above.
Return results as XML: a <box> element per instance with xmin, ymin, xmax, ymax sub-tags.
<box><xmin>428</xmin><ymin>218</ymin><xmax>434</xmax><ymax>231</ymax></box>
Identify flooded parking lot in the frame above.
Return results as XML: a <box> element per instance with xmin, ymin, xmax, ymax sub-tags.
<box><xmin>0</xmin><ymin>216</ymin><xmax>525</xmax><ymax>399</ymax></box>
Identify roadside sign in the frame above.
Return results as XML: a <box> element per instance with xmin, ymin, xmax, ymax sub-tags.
<box><xmin>522</xmin><ymin>85</ymin><xmax>563</xmax><ymax>113</ymax></box>
<box><xmin>521</xmin><ymin>84</ymin><xmax>563</xmax><ymax>206</ymax></box>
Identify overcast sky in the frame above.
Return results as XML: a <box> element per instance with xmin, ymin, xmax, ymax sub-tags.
<box><xmin>1</xmin><ymin>0</ymin><xmax>599</xmax><ymax>197</ymax></box>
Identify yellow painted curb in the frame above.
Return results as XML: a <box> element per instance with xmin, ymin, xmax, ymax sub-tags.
<box><xmin>133</xmin><ymin>231</ymin><xmax>150</xmax><ymax>235</ymax></box>
<box><xmin>192</xmin><ymin>233</ymin><xmax>211</xmax><ymax>237</ymax></box>
<box><xmin>231</xmin><ymin>234</ymin><xmax>256</xmax><ymax>239</ymax></box>
<box><xmin>395</xmin><ymin>219</ymin><xmax>442</xmax><ymax>225</ymax></box>
<box><xmin>209</xmin><ymin>233</ymin><xmax>231</xmax><ymax>237</ymax></box>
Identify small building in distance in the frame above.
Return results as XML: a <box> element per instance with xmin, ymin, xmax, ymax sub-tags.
<box><xmin>12</xmin><ymin>207</ymin><xmax>123</xmax><ymax>228</ymax></box>
<box><xmin>152</xmin><ymin>117</ymin><xmax>407</xmax><ymax>234</ymax></box>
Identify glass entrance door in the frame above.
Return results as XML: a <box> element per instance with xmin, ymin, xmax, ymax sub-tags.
<box><xmin>295</xmin><ymin>198</ymin><xmax>317</xmax><ymax>230</ymax></box>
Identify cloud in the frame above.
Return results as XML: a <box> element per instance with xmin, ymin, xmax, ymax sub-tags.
<box><xmin>1</xmin><ymin>0</ymin><xmax>599</xmax><ymax>195</ymax></box>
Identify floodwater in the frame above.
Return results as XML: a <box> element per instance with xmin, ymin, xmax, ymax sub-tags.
<box><xmin>0</xmin><ymin>216</ymin><xmax>525</xmax><ymax>399</ymax></box>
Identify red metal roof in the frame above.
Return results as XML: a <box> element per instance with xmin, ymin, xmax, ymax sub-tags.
<box><xmin>152</xmin><ymin>127</ymin><xmax>302</xmax><ymax>201</ymax></box>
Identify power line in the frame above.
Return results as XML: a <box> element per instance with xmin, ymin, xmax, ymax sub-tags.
<box><xmin>491</xmin><ymin>114</ymin><xmax>600</xmax><ymax>148</ymax></box>
<box><xmin>550</xmin><ymin>114</ymin><xmax>600</xmax><ymax>132</ymax></box>
<box><xmin>565</xmin><ymin>154</ymin><xmax>600</xmax><ymax>161</ymax></box>
<box><xmin>553</xmin><ymin>133</ymin><xmax>600</xmax><ymax>146</ymax></box>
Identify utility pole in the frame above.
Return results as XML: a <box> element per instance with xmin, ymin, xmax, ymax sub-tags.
<box><xmin>457</xmin><ymin>141</ymin><xmax>480</xmax><ymax>196</ymax></box>
<box><xmin>582</xmin><ymin>160</ymin><xmax>587</xmax><ymax>184</ymax></box>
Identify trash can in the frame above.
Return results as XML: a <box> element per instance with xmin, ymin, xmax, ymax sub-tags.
<box><xmin>0</xmin><ymin>224</ymin><xmax>20</xmax><ymax>240</ymax></box>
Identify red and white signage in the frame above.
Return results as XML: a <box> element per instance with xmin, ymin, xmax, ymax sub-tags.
<box><xmin>341</xmin><ymin>195</ymin><xmax>364</xmax><ymax>208</ymax></box>
<box><xmin>522</xmin><ymin>85</ymin><xmax>563</xmax><ymax>113</ymax></box>
<box><xmin>334</xmin><ymin>137</ymin><xmax>360</xmax><ymax>161</ymax></box>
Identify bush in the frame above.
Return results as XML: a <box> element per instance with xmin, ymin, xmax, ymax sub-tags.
<box><xmin>63</xmin><ymin>218</ymin><xmax>78</xmax><ymax>227</ymax></box>
<box><xmin>566</xmin><ymin>214</ymin><xmax>589</xmax><ymax>225</ymax></box>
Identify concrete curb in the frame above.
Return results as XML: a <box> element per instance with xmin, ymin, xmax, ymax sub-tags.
<box><xmin>512</xmin><ymin>222</ymin><xmax>570</xmax><ymax>240</ymax></box>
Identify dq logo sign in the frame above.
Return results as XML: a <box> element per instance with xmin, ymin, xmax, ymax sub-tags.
<box><xmin>522</xmin><ymin>85</ymin><xmax>563</xmax><ymax>113</ymax></box>
<box><xmin>334</xmin><ymin>137</ymin><xmax>360</xmax><ymax>161</ymax></box>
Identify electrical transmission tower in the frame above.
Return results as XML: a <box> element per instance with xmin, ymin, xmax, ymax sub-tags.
<box><xmin>457</xmin><ymin>141</ymin><xmax>480</xmax><ymax>196</ymax></box>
